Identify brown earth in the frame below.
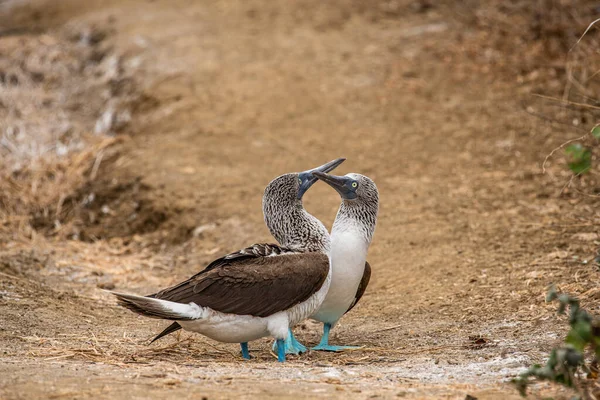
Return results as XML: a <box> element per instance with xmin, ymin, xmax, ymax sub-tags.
<box><xmin>1</xmin><ymin>0</ymin><xmax>600</xmax><ymax>398</ymax></box>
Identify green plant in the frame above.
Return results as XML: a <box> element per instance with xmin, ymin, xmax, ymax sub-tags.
<box><xmin>565</xmin><ymin>143</ymin><xmax>592</xmax><ymax>174</ymax></box>
<box><xmin>513</xmin><ymin>287</ymin><xmax>600</xmax><ymax>398</ymax></box>
<box><xmin>563</xmin><ymin>126</ymin><xmax>600</xmax><ymax>175</ymax></box>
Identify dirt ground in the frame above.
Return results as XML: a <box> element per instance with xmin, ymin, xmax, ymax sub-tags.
<box><xmin>1</xmin><ymin>0</ymin><xmax>600</xmax><ymax>398</ymax></box>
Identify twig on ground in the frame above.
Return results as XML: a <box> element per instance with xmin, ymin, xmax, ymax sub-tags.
<box><xmin>372</xmin><ymin>324</ymin><xmax>403</xmax><ymax>333</ymax></box>
<box><xmin>570</xmin><ymin>17</ymin><xmax>600</xmax><ymax>52</ymax></box>
<box><xmin>543</xmin><ymin>133</ymin><xmax>590</xmax><ymax>174</ymax></box>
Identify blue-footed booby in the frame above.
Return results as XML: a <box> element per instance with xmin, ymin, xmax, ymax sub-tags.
<box><xmin>310</xmin><ymin>171</ymin><xmax>379</xmax><ymax>351</ymax></box>
<box><xmin>264</xmin><ymin>164</ymin><xmax>374</xmax><ymax>355</ymax></box>
<box><xmin>263</xmin><ymin>161</ymin><xmax>341</xmax><ymax>355</ymax></box>
<box><xmin>111</xmin><ymin>158</ymin><xmax>345</xmax><ymax>362</ymax></box>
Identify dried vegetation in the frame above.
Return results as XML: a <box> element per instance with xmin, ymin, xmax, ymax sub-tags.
<box><xmin>0</xmin><ymin>20</ymin><xmax>167</xmax><ymax>243</ymax></box>
<box><xmin>1</xmin><ymin>0</ymin><xmax>600</xmax><ymax>398</ymax></box>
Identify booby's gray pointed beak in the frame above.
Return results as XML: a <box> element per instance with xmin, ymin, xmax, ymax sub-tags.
<box><xmin>312</xmin><ymin>171</ymin><xmax>357</xmax><ymax>200</ymax></box>
<box><xmin>297</xmin><ymin>158</ymin><xmax>346</xmax><ymax>199</ymax></box>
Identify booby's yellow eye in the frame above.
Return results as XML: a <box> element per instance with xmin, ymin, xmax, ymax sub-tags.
<box><xmin>351</xmin><ymin>182</ymin><xmax>358</xmax><ymax>188</ymax></box>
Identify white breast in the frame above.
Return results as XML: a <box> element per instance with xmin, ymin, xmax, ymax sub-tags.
<box><xmin>285</xmin><ymin>262</ymin><xmax>332</xmax><ymax>327</ymax></box>
<box><xmin>311</xmin><ymin>229</ymin><xmax>367</xmax><ymax>325</ymax></box>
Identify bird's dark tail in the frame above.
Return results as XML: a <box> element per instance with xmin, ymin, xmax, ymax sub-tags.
<box><xmin>111</xmin><ymin>292</ymin><xmax>199</xmax><ymax>320</ymax></box>
<box><xmin>151</xmin><ymin>322</ymin><xmax>182</xmax><ymax>343</ymax></box>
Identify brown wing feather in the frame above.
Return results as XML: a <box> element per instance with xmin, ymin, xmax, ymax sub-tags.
<box><xmin>344</xmin><ymin>261</ymin><xmax>371</xmax><ymax>314</ymax></box>
<box><xmin>149</xmin><ymin>243</ymin><xmax>294</xmax><ymax>297</ymax></box>
<box><xmin>153</xmin><ymin>252</ymin><xmax>329</xmax><ymax>318</ymax></box>
<box><xmin>202</xmin><ymin>243</ymin><xmax>295</xmax><ymax>272</ymax></box>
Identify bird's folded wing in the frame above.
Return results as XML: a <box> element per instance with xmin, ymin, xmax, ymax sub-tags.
<box><xmin>345</xmin><ymin>261</ymin><xmax>371</xmax><ymax>314</ymax></box>
<box><xmin>153</xmin><ymin>251</ymin><xmax>330</xmax><ymax>318</ymax></box>
<box><xmin>200</xmin><ymin>243</ymin><xmax>297</xmax><ymax>272</ymax></box>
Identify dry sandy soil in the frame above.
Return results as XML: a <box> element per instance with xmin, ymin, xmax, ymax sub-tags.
<box><xmin>1</xmin><ymin>0</ymin><xmax>600</xmax><ymax>398</ymax></box>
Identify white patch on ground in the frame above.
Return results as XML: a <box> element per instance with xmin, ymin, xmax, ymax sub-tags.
<box><xmin>27</xmin><ymin>352</ymin><xmax>531</xmax><ymax>386</ymax></box>
<box><xmin>389</xmin><ymin>355</ymin><xmax>532</xmax><ymax>383</ymax></box>
<box><xmin>0</xmin><ymin>290</ymin><xmax>22</xmax><ymax>301</ymax></box>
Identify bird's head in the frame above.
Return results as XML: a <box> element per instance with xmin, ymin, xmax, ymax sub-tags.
<box><xmin>312</xmin><ymin>171</ymin><xmax>378</xmax><ymax>205</ymax></box>
<box><xmin>263</xmin><ymin>158</ymin><xmax>346</xmax><ymax>206</ymax></box>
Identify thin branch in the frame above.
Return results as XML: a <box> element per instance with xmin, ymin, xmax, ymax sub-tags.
<box><xmin>569</xmin><ymin>17</ymin><xmax>600</xmax><ymax>52</ymax></box>
<box><xmin>543</xmin><ymin>133</ymin><xmax>590</xmax><ymax>174</ymax></box>
<box><xmin>520</xmin><ymin>103</ymin><xmax>587</xmax><ymax>133</ymax></box>
<box><xmin>532</xmin><ymin>93</ymin><xmax>600</xmax><ymax>111</ymax></box>
<box><xmin>559</xmin><ymin>167</ymin><xmax>596</xmax><ymax>198</ymax></box>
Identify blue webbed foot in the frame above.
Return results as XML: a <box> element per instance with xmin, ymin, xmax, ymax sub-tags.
<box><xmin>271</xmin><ymin>329</ymin><xmax>307</xmax><ymax>355</ymax></box>
<box><xmin>311</xmin><ymin>343</ymin><xmax>363</xmax><ymax>352</ymax></box>
<box><xmin>310</xmin><ymin>322</ymin><xmax>364</xmax><ymax>352</ymax></box>
<box><xmin>240</xmin><ymin>342</ymin><xmax>251</xmax><ymax>360</ymax></box>
<box><xmin>290</xmin><ymin>333</ymin><xmax>307</xmax><ymax>353</ymax></box>
<box><xmin>276</xmin><ymin>339</ymin><xmax>286</xmax><ymax>362</ymax></box>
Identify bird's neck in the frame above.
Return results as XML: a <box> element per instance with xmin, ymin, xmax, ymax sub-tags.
<box><xmin>264</xmin><ymin>201</ymin><xmax>330</xmax><ymax>253</ymax></box>
<box><xmin>331</xmin><ymin>201</ymin><xmax>376</xmax><ymax>246</ymax></box>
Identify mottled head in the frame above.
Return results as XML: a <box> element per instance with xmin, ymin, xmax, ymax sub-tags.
<box><xmin>262</xmin><ymin>158</ymin><xmax>345</xmax><ymax>252</ymax></box>
<box><xmin>313</xmin><ymin>171</ymin><xmax>378</xmax><ymax>244</ymax></box>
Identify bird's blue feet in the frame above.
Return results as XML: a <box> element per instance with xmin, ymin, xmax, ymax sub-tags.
<box><xmin>240</xmin><ymin>342</ymin><xmax>251</xmax><ymax>360</ymax></box>
<box><xmin>271</xmin><ymin>329</ymin><xmax>307</xmax><ymax>355</ymax></box>
<box><xmin>276</xmin><ymin>339</ymin><xmax>286</xmax><ymax>362</ymax></box>
<box><xmin>311</xmin><ymin>323</ymin><xmax>363</xmax><ymax>352</ymax></box>
<box><xmin>311</xmin><ymin>343</ymin><xmax>362</xmax><ymax>352</ymax></box>
<box><xmin>290</xmin><ymin>333</ymin><xmax>307</xmax><ymax>353</ymax></box>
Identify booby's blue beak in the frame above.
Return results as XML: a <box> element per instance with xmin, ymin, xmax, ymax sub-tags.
<box><xmin>297</xmin><ymin>158</ymin><xmax>346</xmax><ymax>199</ymax></box>
<box><xmin>312</xmin><ymin>171</ymin><xmax>358</xmax><ymax>200</ymax></box>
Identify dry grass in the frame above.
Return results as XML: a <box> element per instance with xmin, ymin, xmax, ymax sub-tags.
<box><xmin>454</xmin><ymin>0</ymin><xmax>600</xmax><ymax>106</ymax></box>
<box><xmin>0</xmin><ymin>22</ymin><xmax>155</xmax><ymax>243</ymax></box>
<box><xmin>463</xmin><ymin>1</ymin><xmax>600</xmax><ymax>200</ymax></box>
<box><xmin>1</xmin><ymin>1</ymin><xmax>600</xmax><ymax>398</ymax></box>
<box><xmin>0</xmin><ymin>136</ymin><xmax>123</xmax><ymax>239</ymax></box>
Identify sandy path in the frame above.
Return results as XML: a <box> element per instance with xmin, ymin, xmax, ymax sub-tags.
<box><xmin>1</xmin><ymin>1</ymin><xmax>597</xmax><ymax>398</ymax></box>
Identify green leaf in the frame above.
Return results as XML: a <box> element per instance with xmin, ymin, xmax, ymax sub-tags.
<box><xmin>547</xmin><ymin>349</ymin><xmax>558</xmax><ymax>368</ymax></box>
<box><xmin>592</xmin><ymin>125</ymin><xmax>600</xmax><ymax>139</ymax></box>
<box><xmin>546</xmin><ymin>286</ymin><xmax>558</xmax><ymax>302</ymax></box>
<box><xmin>565</xmin><ymin>320</ymin><xmax>592</xmax><ymax>352</ymax></box>
<box><xmin>563</xmin><ymin>347</ymin><xmax>583</xmax><ymax>367</ymax></box>
<box><xmin>565</xmin><ymin>144</ymin><xmax>592</xmax><ymax>174</ymax></box>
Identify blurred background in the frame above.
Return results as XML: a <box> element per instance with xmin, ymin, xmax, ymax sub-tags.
<box><xmin>1</xmin><ymin>0</ymin><xmax>600</xmax><ymax>398</ymax></box>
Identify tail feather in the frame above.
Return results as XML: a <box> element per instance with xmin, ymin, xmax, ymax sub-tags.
<box><xmin>111</xmin><ymin>292</ymin><xmax>200</xmax><ymax>321</ymax></box>
<box><xmin>151</xmin><ymin>322</ymin><xmax>182</xmax><ymax>343</ymax></box>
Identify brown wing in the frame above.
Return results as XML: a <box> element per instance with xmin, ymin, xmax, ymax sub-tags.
<box><xmin>153</xmin><ymin>252</ymin><xmax>329</xmax><ymax>318</ymax></box>
<box><xmin>147</xmin><ymin>243</ymin><xmax>297</xmax><ymax>296</ymax></box>
<box><xmin>344</xmin><ymin>261</ymin><xmax>371</xmax><ymax>315</ymax></box>
<box><xmin>201</xmin><ymin>243</ymin><xmax>296</xmax><ymax>273</ymax></box>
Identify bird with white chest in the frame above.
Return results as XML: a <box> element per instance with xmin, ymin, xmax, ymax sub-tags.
<box><xmin>310</xmin><ymin>170</ymin><xmax>379</xmax><ymax>351</ymax></box>
<box><xmin>262</xmin><ymin>159</ymin><xmax>345</xmax><ymax>355</ymax></box>
<box><xmin>109</xmin><ymin>159</ymin><xmax>346</xmax><ymax>362</ymax></box>
<box><xmin>262</xmin><ymin>161</ymin><xmax>374</xmax><ymax>355</ymax></box>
